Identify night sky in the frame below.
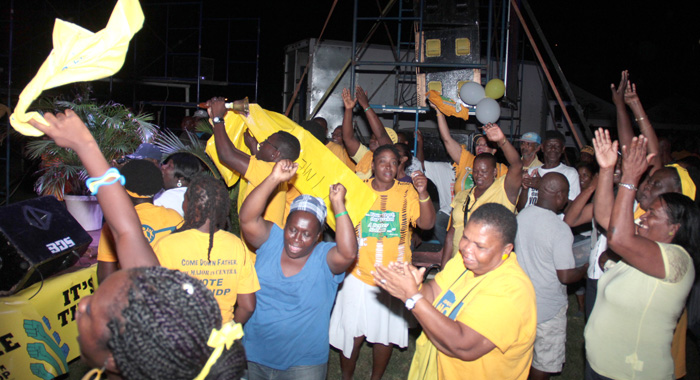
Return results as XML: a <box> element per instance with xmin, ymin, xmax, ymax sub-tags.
<box><xmin>5</xmin><ymin>0</ymin><xmax>699</xmax><ymax>122</ymax></box>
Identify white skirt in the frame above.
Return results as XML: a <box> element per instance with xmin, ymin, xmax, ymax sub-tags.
<box><xmin>329</xmin><ymin>273</ymin><xmax>409</xmax><ymax>358</ymax></box>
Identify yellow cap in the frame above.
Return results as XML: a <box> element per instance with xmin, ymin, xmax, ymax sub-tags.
<box><xmin>385</xmin><ymin>128</ymin><xmax>398</xmax><ymax>144</ymax></box>
<box><xmin>667</xmin><ymin>163</ymin><xmax>696</xmax><ymax>200</ymax></box>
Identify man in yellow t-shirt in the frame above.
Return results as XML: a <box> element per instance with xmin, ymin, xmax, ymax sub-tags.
<box><xmin>373</xmin><ymin>203</ymin><xmax>536</xmax><ymax>380</ymax></box>
<box><xmin>207</xmin><ymin>97</ymin><xmax>301</xmax><ymax>228</ymax></box>
<box><xmin>97</xmin><ymin>159</ymin><xmax>183</xmax><ymax>283</ymax></box>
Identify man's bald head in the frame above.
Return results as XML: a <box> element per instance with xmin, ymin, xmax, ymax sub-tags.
<box><xmin>536</xmin><ymin>172</ymin><xmax>569</xmax><ymax>212</ymax></box>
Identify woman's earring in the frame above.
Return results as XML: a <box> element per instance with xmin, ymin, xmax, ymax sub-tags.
<box><xmin>502</xmin><ymin>253</ymin><xmax>509</xmax><ymax>261</ymax></box>
<box><xmin>177</xmin><ymin>179</ymin><xmax>182</xmax><ymax>188</ymax></box>
<box><xmin>81</xmin><ymin>367</ymin><xmax>104</xmax><ymax>380</ymax></box>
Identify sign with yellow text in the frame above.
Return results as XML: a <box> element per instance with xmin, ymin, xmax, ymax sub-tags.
<box><xmin>0</xmin><ymin>266</ymin><xmax>97</xmax><ymax>380</ymax></box>
<box><xmin>205</xmin><ymin>104</ymin><xmax>377</xmax><ymax>230</ymax></box>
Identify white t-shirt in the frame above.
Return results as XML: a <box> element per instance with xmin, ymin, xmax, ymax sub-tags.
<box><xmin>524</xmin><ymin>163</ymin><xmax>581</xmax><ymax>208</ymax></box>
<box><xmin>154</xmin><ymin>187</ymin><xmax>187</xmax><ymax>216</ymax></box>
<box><xmin>423</xmin><ymin>161</ymin><xmax>455</xmax><ymax>215</ymax></box>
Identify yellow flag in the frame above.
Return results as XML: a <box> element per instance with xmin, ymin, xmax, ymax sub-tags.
<box><xmin>10</xmin><ymin>0</ymin><xmax>145</xmax><ymax>136</ymax></box>
<box><xmin>205</xmin><ymin>104</ymin><xmax>377</xmax><ymax>230</ymax></box>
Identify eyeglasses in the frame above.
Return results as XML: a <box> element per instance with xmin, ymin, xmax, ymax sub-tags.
<box><xmin>257</xmin><ymin>139</ymin><xmax>280</xmax><ymax>152</ymax></box>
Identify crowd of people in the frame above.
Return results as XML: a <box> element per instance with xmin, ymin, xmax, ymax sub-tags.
<box><xmin>26</xmin><ymin>71</ymin><xmax>700</xmax><ymax>380</ymax></box>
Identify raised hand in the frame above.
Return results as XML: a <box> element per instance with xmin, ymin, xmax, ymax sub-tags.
<box><xmin>355</xmin><ymin>85</ymin><xmax>369</xmax><ymax>108</ymax></box>
<box><xmin>623</xmin><ymin>81</ymin><xmax>640</xmax><ymax>106</ymax></box>
<box><xmin>329</xmin><ymin>183</ymin><xmax>347</xmax><ymax>206</ymax></box>
<box><xmin>611</xmin><ymin>70</ymin><xmax>628</xmax><ymax>106</ymax></box>
<box><xmin>621</xmin><ymin>135</ymin><xmax>654</xmax><ymax>183</ymax></box>
<box><xmin>342</xmin><ymin>88</ymin><xmax>357</xmax><ymax>111</ymax></box>
<box><xmin>27</xmin><ymin>110</ymin><xmax>95</xmax><ymax>152</ymax></box>
<box><xmin>482</xmin><ymin>123</ymin><xmax>505</xmax><ymax>145</ymax></box>
<box><xmin>592</xmin><ymin>128</ymin><xmax>619</xmax><ymax>170</ymax></box>
<box><xmin>206</xmin><ymin>97</ymin><xmax>228</xmax><ymax>120</ymax></box>
<box><xmin>411</xmin><ymin>171</ymin><xmax>429</xmax><ymax>195</ymax></box>
<box><xmin>270</xmin><ymin>159</ymin><xmax>298</xmax><ymax>183</ymax></box>
<box><xmin>243</xmin><ymin>129</ymin><xmax>258</xmax><ymax>154</ymax></box>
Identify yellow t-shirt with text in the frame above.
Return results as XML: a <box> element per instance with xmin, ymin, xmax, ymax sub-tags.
<box><xmin>154</xmin><ymin>229</ymin><xmax>260</xmax><ymax>323</ymax></box>
<box><xmin>351</xmin><ymin>179</ymin><xmax>421</xmax><ymax>285</ymax></box>
<box><xmin>414</xmin><ymin>254</ymin><xmax>536</xmax><ymax>379</ymax></box>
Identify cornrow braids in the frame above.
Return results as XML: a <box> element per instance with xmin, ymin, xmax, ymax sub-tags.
<box><xmin>177</xmin><ymin>174</ymin><xmax>230</xmax><ymax>261</ymax></box>
<box><xmin>106</xmin><ymin>267</ymin><xmax>246</xmax><ymax>380</ymax></box>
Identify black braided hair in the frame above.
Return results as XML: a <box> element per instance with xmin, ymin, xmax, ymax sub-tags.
<box><xmin>121</xmin><ymin>159</ymin><xmax>163</xmax><ymax>197</ymax></box>
<box><xmin>176</xmin><ymin>174</ymin><xmax>230</xmax><ymax>261</ymax></box>
<box><xmin>106</xmin><ymin>267</ymin><xmax>246</xmax><ymax>380</ymax></box>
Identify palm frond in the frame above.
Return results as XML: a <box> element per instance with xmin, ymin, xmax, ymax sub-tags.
<box><xmin>196</xmin><ymin>119</ymin><xmax>214</xmax><ymax>135</ymax></box>
<box><xmin>154</xmin><ymin>129</ymin><xmax>222</xmax><ymax>179</ymax></box>
<box><xmin>27</xmin><ymin>95</ymin><xmax>160</xmax><ymax>198</ymax></box>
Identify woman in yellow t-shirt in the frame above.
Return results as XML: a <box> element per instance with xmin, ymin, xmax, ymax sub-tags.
<box><xmin>441</xmin><ymin>123</ymin><xmax>522</xmax><ymax>267</ymax></box>
<box><xmin>154</xmin><ymin>174</ymin><xmax>260</xmax><ymax>325</ymax></box>
<box><xmin>329</xmin><ymin>144</ymin><xmax>436</xmax><ymax>380</ymax></box>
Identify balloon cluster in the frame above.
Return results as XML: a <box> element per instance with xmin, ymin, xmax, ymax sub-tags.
<box><xmin>458</xmin><ymin>78</ymin><xmax>504</xmax><ymax>124</ymax></box>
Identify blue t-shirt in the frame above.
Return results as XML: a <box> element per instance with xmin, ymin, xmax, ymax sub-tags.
<box><xmin>243</xmin><ymin>225</ymin><xmax>345</xmax><ymax>370</ymax></box>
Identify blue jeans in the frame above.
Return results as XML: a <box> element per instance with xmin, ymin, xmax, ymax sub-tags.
<box><xmin>246</xmin><ymin>361</ymin><xmax>327</xmax><ymax>380</ymax></box>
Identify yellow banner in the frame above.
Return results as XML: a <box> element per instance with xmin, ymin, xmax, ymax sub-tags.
<box><xmin>205</xmin><ymin>104</ymin><xmax>377</xmax><ymax>230</ymax></box>
<box><xmin>10</xmin><ymin>0</ymin><xmax>144</xmax><ymax>136</ymax></box>
<box><xmin>0</xmin><ymin>265</ymin><xmax>98</xmax><ymax>380</ymax></box>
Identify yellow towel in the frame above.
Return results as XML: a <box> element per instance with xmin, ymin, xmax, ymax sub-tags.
<box><xmin>10</xmin><ymin>0</ymin><xmax>144</xmax><ymax>136</ymax></box>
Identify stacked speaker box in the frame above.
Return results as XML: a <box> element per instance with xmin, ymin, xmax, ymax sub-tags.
<box><xmin>0</xmin><ymin>196</ymin><xmax>92</xmax><ymax>296</ymax></box>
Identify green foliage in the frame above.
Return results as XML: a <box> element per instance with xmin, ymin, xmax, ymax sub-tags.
<box><xmin>153</xmin><ymin>128</ymin><xmax>221</xmax><ymax>180</ymax></box>
<box><xmin>25</xmin><ymin>96</ymin><xmax>157</xmax><ymax>200</ymax></box>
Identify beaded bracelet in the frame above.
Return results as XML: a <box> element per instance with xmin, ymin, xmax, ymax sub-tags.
<box><xmin>86</xmin><ymin>168</ymin><xmax>126</xmax><ymax>195</ymax></box>
<box><xmin>335</xmin><ymin>211</ymin><xmax>349</xmax><ymax>218</ymax></box>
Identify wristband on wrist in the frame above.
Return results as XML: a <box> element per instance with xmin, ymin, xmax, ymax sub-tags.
<box><xmin>419</xmin><ymin>196</ymin><xmax>431</xmax><ymax>203</ymax></box>
<box><xmin>364</xmin><ymin>106</ymin><xmax>371</xmax><ymax>113</ymax></box>
<box><xmin>86</xmin><ymin>168</ymin><xmax>126</xmax><ymax>195</ymax></box>
<box><xmin>618</xmin><ymin>183</ymin><xmax>638</xmax><ymax>191</ymax></box>
<box><xmin>335</xmin><ymin>211</ymin><xmax>349</xmax><ymax>219</ymax></box>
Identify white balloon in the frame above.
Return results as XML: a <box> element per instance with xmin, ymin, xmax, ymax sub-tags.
<box><xmin>475</xmin><ymin>98</ymin><xmax>500</xmax><ymax>124</ymax></box>
<box><xmin>459</xmin><ymin>82</ymin><xmax>486</xmax><ymax>106</ymax></box>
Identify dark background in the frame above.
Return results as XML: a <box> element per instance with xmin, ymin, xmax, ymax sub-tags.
<box><xmin>3</xmin><ymin>0</ymin><xmax>699</xmax><ymax>123</ymax></box>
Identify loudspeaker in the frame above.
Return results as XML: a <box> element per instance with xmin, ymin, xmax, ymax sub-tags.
<box><xmin>0</xmin><ymin>196</ymin><xmax>93</xmax><ymax>296</ymax></box>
